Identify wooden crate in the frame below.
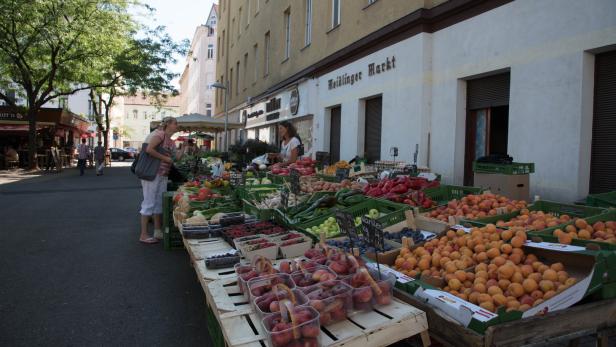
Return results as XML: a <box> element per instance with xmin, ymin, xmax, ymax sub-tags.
<box><xmin>394</xmin><ymin>290</ymin><xmax>616</xmax><ymax>347</ymax></box>
<box><xmin>205</xmin><ymin>277</ymin><xmax>430</xmax><ymax>347</ymax></box>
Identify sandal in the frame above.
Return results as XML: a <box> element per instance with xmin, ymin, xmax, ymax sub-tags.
<box><xmin>139</xmin><ymin>237</ymin><xmax>159</xmax><ymax>244</ymax></box>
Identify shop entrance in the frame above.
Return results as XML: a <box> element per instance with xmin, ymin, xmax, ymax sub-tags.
<box><xmin>464</xmin><ymin>72</ymin><xmax>510</xmax><ymax>186</ymax></box>
<box><xmin>329</xmin><ymin>106</ymin><xmax>341</xmax><ymax>162</ymax></box>
<box><xmin>590</xmin><ymin>50</ymin><xmax>616</xmax><ymax>193</ymax></box>
<box><xmin>364</xmin><ymin>96</ymin><xmax>382</xmax><ymax>163</ymax></box>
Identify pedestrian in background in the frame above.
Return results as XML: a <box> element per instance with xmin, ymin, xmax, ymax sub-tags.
<box><xmin>94</xmin><ymin>141</ymin><xmax>105</xmax><ymax>176</ymax></box>
<box><xmin>138</xmin><ymin>117</ymin><xmax>180</xmax><ymax>243</ymax></box>
<box><xmin>77</xmin><ymin>138</ymin><xmax>89</xmax><ymax>176</ymax></box>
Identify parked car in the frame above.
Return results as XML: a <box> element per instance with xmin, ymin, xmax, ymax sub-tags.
<box><xmin>109</xmin><ymin>148</ymin><xmax>134</xmax><ymax>161</ymax></box>
<box><xmin>124</xmin><ymin>147</ymin><xmax>138</xmax><ymax>154</ymax></box>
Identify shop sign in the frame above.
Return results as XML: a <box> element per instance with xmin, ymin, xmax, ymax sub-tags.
<box><xmin>290</xmin><ymin>88</ymin><xmax>300</xmax><ymax>115</ymax></box>
<box><xmin>0</xmin><ymin>110</ymin><xmax>25</xmax><ymax>121</ymax></box>
<box><xmin>265</xmin><ymin>98</ymin><xmax>281</xmax><ymax>113</ymax></box>
<box><xmin>328</xmin><ymin>55</ymin><xmax>397</xmax><ymax>90</ymax></box>
<box><xmin>243</xmin><ymin>109</ymin><xmax>264</xmax><ymax>120</ymax></box>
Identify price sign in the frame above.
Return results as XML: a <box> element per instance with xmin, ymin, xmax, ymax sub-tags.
<box><xmin>335</xmin><ymin>168</ymin><xmax>350</xmax><ymax>182</ymax></box>
<box><xmin>315</xmin><ymin>151</ymin><xmax>330</xmax><ymax>167</ymax></box>
<box><xmin>361</xmin><ymin>216</ymin><xmax>385</xmax><ymax>252</ymax></box>
<box><xmin>335</xmin><ymin>210</ymin><xmax>358</xmax><ymax>247</ymax></box>
<box><xmin>229</xmin><ymin>171</ymin><xmax>245</xmax><ymax>187</ymax></box>
<box><xmin>289</xmin><ymin>169</ymin><xmax>301</xmax><ymax>195</ymax></box>
<box><xmin>281</xmin><ymin>188</ymin><xmax>290</xmax><ymax>210</ymax></box>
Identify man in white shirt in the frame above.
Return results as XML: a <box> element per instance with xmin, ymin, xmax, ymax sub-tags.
<box><xmin>77</xmin><ymin>138</ymin><xmax>89</xmax><ymax>176</ymax></box>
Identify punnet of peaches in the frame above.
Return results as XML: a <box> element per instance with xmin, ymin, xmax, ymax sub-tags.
<box><xmin>392</xmin><ymin>224</ymin><xmax>578</xmax><ymax>313</ymax></box>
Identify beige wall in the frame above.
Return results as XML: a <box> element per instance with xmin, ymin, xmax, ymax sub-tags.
<box><xmin>215</xmin><ymin>0</ymin><xmax>447</xmax><ymax>114</ymax></box>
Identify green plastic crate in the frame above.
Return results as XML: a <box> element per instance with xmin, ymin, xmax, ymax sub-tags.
<box><xmin>296</xmin><ymin>198</ymin><xmax>410</xmax><ymax>239</ymax></box>
<box><xmin>424</xmin><ymin>185</ymin><xmax>484</xmax><ymax>206</ymax></box>
<box><xmin>586</xmin><ymin>191</ymin><xmax>616</xmax><ymax>208</ymax></box>
<box><xmin>162</xmin><ymin>192</ymin><xmax>175</xmax><ymax>231</ymax></box>
<box><xmin>235</xmin><ymin>184</ymin><xmax>280</xmax><ymax>200</ymax></box>
<box><xmin>472</xmin><ymin>161</ymin><xmax>535</xmax><ymax>175</ymax></box>
<box><xmin>316</xmin><ymin>174</ymin><xmax>340</xmax><ymax>182</ymax></box>
<box><xmin>464</xmin><ymin>200</ymin><xmax>606</xmax><ymax>230</ymax></box>
<box><xmin>528</xmin><ymin>210</ymin><xmax>616</xmax><ymax>251</ymax></box>
<box><xmin>164</xmin><ymin>226</ymin><xmax>184</xmax><ymax>250</ymax></box>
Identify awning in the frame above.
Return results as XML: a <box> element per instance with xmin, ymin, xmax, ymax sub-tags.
<box><xmin>150</xmin><ymin>113</ymin><xmax>244</xmax><ymax>132</ymax></box>
<box><xmin>0</xmin><ymin>106</ymin><xmax>89</xmax><ymax>134</ymax></box>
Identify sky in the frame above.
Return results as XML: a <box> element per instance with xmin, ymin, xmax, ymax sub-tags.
<box><xmin>131</xmin><ymin>0</ymin><xmax>217</xmax><ymax>89</ymax></box>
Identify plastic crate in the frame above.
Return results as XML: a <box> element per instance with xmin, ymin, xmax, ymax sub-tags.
<box><xmin>528</xmin><ymin>210</ymin><xmax>616</xmax><ymax>251</ymax></box>
<box><xmin>164</xmin><ymin>226</ymin><xmax>184</xmax><ymax>250</ymax></box>
<box><xmin>423</xmin><ymin>185</ymin><xmax>484</xmax><ymax>206</ymax></box>
<box><xmin>235</xmin><ymin>184</ymin><xmax>280</xmax><ymax>200</ymax></box>
<box><xmin>266</xmin><ymin>172</ymin><xmax>290</xmax><ymax>184</ymax></box>
<box><xmin>242</xmin><ymin>199</ymin><xmax>274</xmax><ymax>221</ymax></box>
<box><xmin>472</xmin><ymin>161</ymin><xmax>535</xmax><ymax>175</ymax></box>
<box><xmin>162</xmin><ymin>192</ymin><xmax>175</xmax><ymax>231</ymax></box>
<box><xmin>586</xmin><ymin>191</ymin><xmax>616</xmax><ymax>208</ymax></box>
<box><xmin>296</xmin><ymin>198</ymin><xmax>410</xmax><ymax>238</ymax></box>
<box><xmin>465</xmin><ymin>200</ymin><xmax>606</xmax><ymax>230</ymax></box>
<box><xmin>316</xmin><ymin>174</ymin><xmax>340</xmax><ymax>182</ymax></box>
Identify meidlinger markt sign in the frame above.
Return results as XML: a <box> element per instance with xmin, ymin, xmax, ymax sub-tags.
<box><xmin>327</xmin><ymin>56</ymin><xmax>397</xmax><ymax>90</ymax></box>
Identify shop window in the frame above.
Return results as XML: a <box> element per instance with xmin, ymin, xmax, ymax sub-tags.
<box><xmin>464</xmin><ymin>72</ymin><xmax>511</xmax><ymax>186</ymax></box>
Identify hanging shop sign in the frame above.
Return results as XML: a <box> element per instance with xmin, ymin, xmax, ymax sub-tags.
<box><xmin>290</xmin><ymin>88</ymin><xmax>300</xmax><ymax>115</ymax></box>
<box><xmin>328</xmin><ymin>56</ymin><xmax>397</xmax><ymax>90</ymax></box>
<box><xmin>0</xmin><ymin>108</ymin><xmax>25</xmax><ymax>121</ymax></box>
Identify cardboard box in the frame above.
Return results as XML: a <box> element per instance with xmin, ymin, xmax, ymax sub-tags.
<box><xmin>406</xmin><ymin>241</ymin><xmax>610</xmax><ymax>333</ymax></box>
<box><xmin>474</xmin><ymin>172</ymin><xmax>529</xmax><ymax>202</ymax></box>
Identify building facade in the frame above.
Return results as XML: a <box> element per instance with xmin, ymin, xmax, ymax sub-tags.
<box><xmin>179</xmin><ymin>4</ymin><xmax>218</xmax><ymax>117</ymax></box>
<box><xmin>218</xmin><ymin>0</ymin><xmax>616</xmax><ymax>202</ymax></box>
<box><xmin>109</xmin><ymin>93</ymin><xmax>180</xmax><ymax>149</ymax></box>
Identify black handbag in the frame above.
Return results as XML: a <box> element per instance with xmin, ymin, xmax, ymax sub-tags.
<box><xmin>133</xmin><ymin>142</ymin><xmax>169</xmax><ymax>181</ymax></box>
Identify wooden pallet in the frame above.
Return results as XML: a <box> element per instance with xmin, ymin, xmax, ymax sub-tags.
<box><xmin>205</xmin><ymin>277</ymin><xmax>430</xmax><ymax>347</ymax></box>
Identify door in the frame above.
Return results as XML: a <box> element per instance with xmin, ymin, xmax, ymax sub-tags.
<box><xmin>364</xmin><ymin>96</ymin><xmax>382</xmax><ymax>163</ymax></box>
<box><xmin>590</xmin><ymin>50</ymin><xmax>616</xmax><ymax>193</ymax></box>
<box><xmin>329</xmin><ymin>106</ymin><xmax>341</xmax><ymax>162</ymax></box>
<box><xmin>464</xmin><ymin>72</ymin><xmax>511</xmax><ymax>185</ymax></box>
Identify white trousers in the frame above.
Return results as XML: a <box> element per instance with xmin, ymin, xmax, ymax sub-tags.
<box><xmin>140</xmin><ymin>175</ymin><xmax>168</xmax><ymax>216</ymax></box>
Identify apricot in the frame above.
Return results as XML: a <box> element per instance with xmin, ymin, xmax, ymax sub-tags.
<box><xmin>492</xmin><ymin>256</ymin><xmax>506</xmax><ymax>267</ymax></box>
<box><xmin>542</xmin><ymin>269</ymin><xmax>558</xmax><ymax>282</ymax></box>
<box><xmin>539</xmin><ymin>280</ymin><xmax>555</xmax><ymax>292</ymax></box>
<box><xmin>476</xmin><ymin>263</ymin><xmax>488</xmax><ymax>272</ymax></box>
<box><xmin>508</xmin><ymin>283</ymin><xmax>524</xmax><ymax>298</ymax></box>
<box><xmin>578</xmin><ymin>229</ymin><xmax>591</xmax><ymax>240</ymax></box>
<box><xmin>511</xmin><ymin>272</ymin><xmax>524</xmax><ymax>284</ymax></box>
<box><xmin>511</xmin><ymin>236</ymin><xmax>525</xmax><ymax>248</ymax></box>
<box><xmin>469</xmin><ymin>292</ymin><xmax>480</xmax><ymax>304</ymax></box>
<box><xmin>575</xmin><ymin>219</ymin><xmax>588</xmax><ymax>229</ymax></box>
<box><xmin>454</xmin><ymin>270</ymin><xmax>467</xmax><ymax>282</ymax></box>
<box><xmin>543</xmin><ymin>290</ymin><xmax>556</xmax><ymax>300</ymax></box>
<box><xmin>506</xmin><ymin>299</ymin><xmax>520</xmax><ymax>310</ymax></box>
<box><xmin>520</xmin><ymin>265</ymin><xmax>534</xmax><ymax>278</ymax></box>
<box><xmin>480</xmin><ymin>301</ymin><xmax>495</xmax><ymax>312</ymax></box>
<box><xmin>486</xmin><ymin>248</ymin><xmax>500</xmax><ymax>259</ymax></box>
<box><xmin>498</xmin><ymin>279</ymin><xmax>511</xmax><ymax>291</ymax></box>
<box><xmin>478</xmin><ymin>293</ymin><xmax>493</xmax><ymax>304</ymax></box>
<box><xmin>488</xmin><ymin>286</ymin><xmax>503</xmax><ymax>296</ymax></box>
<box><xmin>565</xmin><ymin>225</ymin><xmax>577</xmax><ymax>233</ymax></box>
<box><xmin>558</xmin><ymin>233</ymin><xmax>572</xmax><ymax>245</ymax></box>
<box><xmin>449</xmin><ymin>278</ymin><xmax>462</xmax><ymax>291</ymax></box>
<box><xmin>509</xmin><ymin>253</ymin><xmax>522</xmax><ymax>265</ymax></box>
<box><xmin>418</xmin><ymin>259</ymin><xmax>430</xmax><ymax>271</ymax></box>
<box><xmin>557</xmin><ymin>271</ymin><xmax>569</xmax><ymax>283</ymax></box>
<box><xmin>500</xmin><ymin>244</ymin><xmax>513</xmax><ymax>254</ymax></box>
<box><xmin>473</xmin><ymin>283</ymin><xmax>487</xmax><ymax>294</ymax></box>
<box><xmin>528</xmin><ymin>273</ymin><xmax>542</xmax><ymax>283</ymax></box>
<box><xmin>498</xmin><ymin>264</ymin><xmax>515</xmax><ymax>280</ymax></box>
<box><xmin>476</xmin><ymin>252</ymin><xmax>488</xmax><ymax>262</ymax></box>
<box><xmin>518</xmin><ymin>304</ymin><xmax>531</xmax><ymax>312</ymax></box>
<box><xmin>493</xmin><ymin>293</ymin><xmax>508</xmax><ymax>307</ymax></box>
<box><xmin>501</xmin><ymin>229</ymin><xmax>513</xmax><ymax>241</ymax></box>
<box><xmin>523</xmin><ymin>278</ymin><xmax>538</xmax><ymax>293</ymax></box>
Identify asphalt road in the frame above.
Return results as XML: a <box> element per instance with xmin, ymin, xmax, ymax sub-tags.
<box><xmin>0</xmin><ymin>165</ymin><xmax>211</xmax><ymax>346</ymax></box>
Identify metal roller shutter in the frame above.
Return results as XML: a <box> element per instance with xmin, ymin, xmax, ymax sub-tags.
<box><xmin>330</xmin><ymin>106</ymin><xmax>341</xmax><ymax>163</ymax></box>
<box><xmin>590</xmin><ymin>51</ymin><xmax>616</xmax><ymax>193</ymax></box>
<box><xmin>467</xmin><ymin>72</ymin><xmax>511</xmax><ymax>110</ymax></box>
<box><xmin>364</xmin><ymin>97</ymin><xmax>382</xmax><ymax>163</ymax></box>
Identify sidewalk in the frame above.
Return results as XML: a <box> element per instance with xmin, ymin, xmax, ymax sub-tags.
<box><xmin>0</xmin><ymin>165</ymin><xmax>211</xmax><ymax>346</ymax></box>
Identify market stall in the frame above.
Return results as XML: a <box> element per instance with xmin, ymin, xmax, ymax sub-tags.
<box><xmin>164</xmin><ymin>158</ymin><xmax>616</xmax><ymax>347</ymax></box>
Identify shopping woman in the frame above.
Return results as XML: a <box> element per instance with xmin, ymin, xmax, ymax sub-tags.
<box><xmin>139</xmin><ymin>117</ymin><xmax>179</xmax><ymax>244</ymax></box>
<box><xmin>270</xmin><ymin>121</ymin><xmax>301</xmax><ymax>165</ymax></box>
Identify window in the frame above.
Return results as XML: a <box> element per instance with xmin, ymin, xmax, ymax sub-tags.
<box><xmin>304</xmin><ymin>0</ymin><xmax>312</xmax><ymax>46</ymax></box>
<box><xmin>283</xmin><ymin>9</ymin><xmax>291</xmax><ymax>60</ymax></box>
<box><xmin>264</xmin><ymin>32</ymin><xmax>270</xmax><ymax>76</ymax></box>
<box><xmin>235</xmin><ymin>61</ymin><xmax>240</xmax><ymax>96</ymax></box>
<box><xmin>332</xmin><ymin>0</ymin><xmax>340</xmax><ymax>28</ymax></box>
<box><xmin>243</xmin><ymin>53</ymin><xmax>248</xmax><ymax>90</ymax></box>
<box><xmin>125</xmin><ymin>112</ymin><xmax>129</xmax><ymax>120</ymax></box>
<box><xmin>58</xmin><ymin>96</ymin><xmax>68</xmax><ymax>109</ymax></box>
<box><xmin>208</xmin><ymin>26</ymin><xmax>214</xmax><ymax>36</ymax></box>
<box><xmin>133</xmin><ymin>110</ymin><xmax>138</xmax><ymax>119</ymax></box>
<box><xmin>143</xmin><ymin>111</ymin><xmax>148</xmax><ymax>119</ymax></box>
<box><xmin>254</xmin><ymin>0</ymin><xmax>259</xmax><ymax>15</ymax></box>
<box><xmin>230</xmin><ymin>19</ymin><xmax>234</xmax><ymax>43</ymax></box>
<box><xmin>217</xmin><ymin>36</ymin><xmax>221</xmax><ymax>59</ymax></box>
<box><xmin>368</xmin><ymin>0</ymin><xmax>377</xmax><ymax>4</ymax></box>
<box><xmin>229</xmin><ymin>68</ymin><xmax>233</xmax><ymax>98</ymax></box>
<box><xmin>221</xmin><ymin>30</ymin><xmax>225</xmax><ymax>56</ymax></box>
<box><xmin>238</xmin><ymin>8</ymin><xmax>242</xmax><ymax>37</ymax></box>
<box><xmin>253</xmin><ymin>44</ymin><xmax>259</xmax><ymax>83</ymax></box>
<box><xmin>246</xmin><ymin>0</ymin><xmax>250</xmax><ymax>26</ymax></box>
<box><xmin>206</xmin><ymin>103</ymin><xmax>212</xmax><ymax>117</ymax></box>
<box><xmin>207</xmin><ymin>44</ymin><xmax>214</xmax><ymax>59</ymax></box>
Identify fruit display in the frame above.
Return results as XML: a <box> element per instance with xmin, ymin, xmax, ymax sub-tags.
<box><xmin>323</xmin><ymin>160</ymin><xmax>352</xmax><ymax>176</ymax></box>
<box><xmin>425</xmin><ymin>193</ymin><xmax>527</xmax><ymax>222</ymax></box>
<box><xmin>248</xmin><ymin>273</ymin><xmax>296</xmax><ymax>298</ymax></box>
<box><xmin>262</xmin><ymin>303</ymin><xmax>321</xmax><ymax>347</ymax></box>
<box><xmin>301</xmin><ymin>280</ymin><xmax>353</xmax><ymax>325</ymax></box>
<box><xmin>344</xmin><ymin>267</ymin><xmax>396</xmax><ymax>311</ymax></box>
<box><xmin>251</xmin><ymin>191</ymin><xmax>305</xmax><ymax>210</ymax></box>
<box><xmin>205</xmin><ymin>252</ymin><xmax>240</xmax><ymax>269</ymax></box>
<box><xmin>271</xmin><ymin>157</ymin><xmax>316</xmax><ymax>176</ymax></box>
<box><xmin>304</xmin><ymin>209</ymin><xmax>378</xmax><ymax>238</ymax></box>
<box><xmin>245</xmin><ymin>177</ymin><xmax>273</xmax><ymax>185</ymax></box>
<box><xmin>551</xmin><ymin>218</ymin><xmax>616</xmax><ymax>244</ymax></box>
<box><xmin>291</xmin><ymin>266</ymin><xmax>338</xmax><ymax>288</ymax></box>
<box><xmin>254</xmin><ymin>284</ymin><xmax>309</xmax><ymax>317</ymax></box>
<box><xmin>493</xmin><ymin>209</ymin><xmax>571</xmax><ymax>231</ymax></box>
<box><xmin>223</xmin><ymin>221</ymin><xmax>287</xmax><ymax>241</ymax></box>
<box><xmin>300</xmin><ymin>178</ymin><xmax>363</xmax><ymax>193</ymax></box>
<box><xmin>363</xmin><ymin>176</ymin><xmax>439</xmax><ymax>207</ymax></box>
<box><xmin>326</xmin><ymin>236</ymin><xmax>395</xmax><ymax>253</ymax></box>
<box><xmin>243</xmin><ymin>240</ymin><xmax>277</xmax><ymax>252</ymax></box>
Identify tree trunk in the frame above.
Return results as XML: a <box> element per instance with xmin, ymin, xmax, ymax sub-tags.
<box><xmin>27</xmin><ymin>107</ymin><xmax>39</xmax><ymax>170</ymax></box>
<box><xmin>104</xmin><ymin>111</ymin><xmax>111</xmax><ymax>151</ymax></box>
<box><xmin>103</xmin><ymin>129</ymin><xmax>109</xmax><ymax>152</ymax></box>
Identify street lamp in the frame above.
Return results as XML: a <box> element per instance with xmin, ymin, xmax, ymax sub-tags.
<box><xmin>210</xmin><ymin>81</ymin><xmax>229</xmax><ymax>152</ymax></box>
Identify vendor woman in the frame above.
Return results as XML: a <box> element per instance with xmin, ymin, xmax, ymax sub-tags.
<box><xmin>270</xmin><ymin>121</ymin><xmax>301</xmax><ymax>165</ymax></box>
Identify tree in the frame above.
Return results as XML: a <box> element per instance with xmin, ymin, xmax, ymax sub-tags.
<box><xmin>0</xmin><ymin>0</ymin><xmax>136</xmax><ymax>169</ymax></box>
<box><xmin>88</xmin><ymin>27</ymin><xmax>186</xmax><ymax>152</ymax></box>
